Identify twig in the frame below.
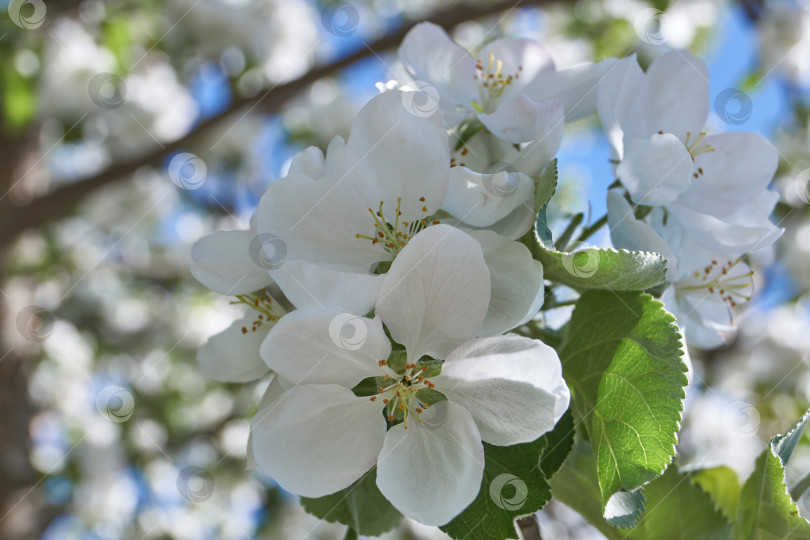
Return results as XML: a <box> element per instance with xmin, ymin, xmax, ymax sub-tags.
<box><xmin>0</xmin><ymin>0</ymin><xmax>558</xmax><ymax>248</ymax></box>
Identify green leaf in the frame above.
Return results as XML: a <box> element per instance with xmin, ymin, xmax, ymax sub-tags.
<box><xmin>440</xmin><ymin>414</ymin><xmax>575</xmax><ymax>540</ymax></box>
<box><xmin>692</xmin><ymin>466</ymin><xmax>741</xmax><ymax>521</ymax></box>
<box><xmin>559</xmin><ymin>290</ymin><xmax>687</xmax><ymax>527</ymax></box>
<box><xmin>300</xmin><ymin>468</ymin><xmax>402</xmax><ymax>536</ymax></box>
<box><xmin>733</xmin><ymin>410</ymin><xmax>810</xmax><ymax>540</ymax></box>
<box><xmin>625</xmin><ymin>465</ymin><xmax>733</xmax><ymax>540</ymax></box>
<box><xmin>539</xmin><ymin>247</ymin><xmax>668</xmax><ymax>291</ymax></box>
<box><xmin>534</xmin><ymin>158</ymin><xmax>558</xmax><ymax>211</ymax></box>
<box><xmin>550</xmin><ymin>441</ymin><xmax>625</xmax><ymax>540</ymax></box>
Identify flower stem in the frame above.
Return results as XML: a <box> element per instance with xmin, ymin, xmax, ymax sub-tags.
<box><xmin>575</xmin><ymin>213</ymin><xmax>608</xmax><ymax>244</ymax></box>
<box><xmin>517</xmin><ymin>515</ymin><xmax>543</xmax><ymax>540</ymax></box>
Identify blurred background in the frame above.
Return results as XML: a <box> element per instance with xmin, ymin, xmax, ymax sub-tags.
<box><xmin>1</xmin><ymin>0</ymin><xmax>810</xmax><ymax>538</ymax></box>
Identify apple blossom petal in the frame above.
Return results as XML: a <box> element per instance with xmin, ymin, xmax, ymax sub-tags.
<box><xmin>485</xmin><ymin>199</ymin><xmax>536</xmax><ymax>239</ymax></box>
<box><xmin>479</xmin><ymin>96</ymin><xmax>563</xmax><ymax>145</ymax></box>
<box><xmin>376</xmin><ymin>401</ymin><xmax>484</xmax><ymax>526</ymax></box>
<box><xmin>270</xmin><ymin>260</ymin><xmax>383</xmax><ymax>315</ymax></box>
<box><xmin>256</xmin><ymin>172</ymin><xmax>383</xmax><ymax>270</ymax></box>
<box><xmin>476</xmin><ymin>38</ymin><xmax>555</xmax><ymax>100</ymax></box>
<box><xmin>667</xmin><ymin>203</ymin><xmax>783</xmax><ymax>256</ymax></box>
<box><xmin>252</xmin><ymin>384</ymin><xmax>386</xmax><ymax>498</ymax></box>
<box><xmin>607</xmin><ymin>189</ymin><xmax>678</xmax><ymax>280</ymax></box>
<box><xmin>645</xmin><ymin>50</ymin><xmax>709</xmax><ymax>139</ymax></box>
<box><xmin>677</xmin><ymin>132</ymin><xmax>779</xmax><ymax>216</ymax></box>
<box><xmin>435</xmin><ymin>336</ymin><xmax>569</xmax><ymax>446</ymax></box>
<box><xmin>260</xmin><ymin>309</ymin><xmax>390</xmax><ymax>387</ymax></box>
<box><xmin>468</xmin><ymin>230</ymin><xmax>545</xmax><ymax>336</ymax></box>
<box><xmin>376</xmin><ymin>225</ymin><xmax>490</xmax><ymax>361</ymax></box>
<box><xmin>597</xmin><ymin>55</ymin><xmax>647</xmax><ymax>156</ymax></box>
<box><xmin>617</xmin><ymin>133</ymin><xmax>693</xmax><ymax>205</ymax></box>
<box><xmin>190</xmin><ymin>230</ymin><xmax>273</xmax><ymax>295</ymax></box>
<box><xmin>527</xmin><ymin>57</ymin><xmax>620</xmax><ymax>121</ymax></box>
<box><xmin>441</xmin><ymin>166</ymin><xmax>534</xmax><ymax>227</ymax></box>
<box><xmin>398</xmin><ymin>22</ymin><xmax>479</xmax><ymax>107</ymax></box>
<box><xmin>197</xmin><ymin>312</ymin><xmax>272</xmax><ymax>383</ymax></box>
<box><xmin>345</xmin><ymin>90</ymin><xmax>450</xmax><ymax>224</ymax></box>
<box><xmin>287</xmin><ymin>146</ymin><xmax>325</xmax><ymax>179</ymax></box>
<box><xmin>325</xmin><ymin>135</ymin><xmax>347</xmax><ymax>176</ymax></box>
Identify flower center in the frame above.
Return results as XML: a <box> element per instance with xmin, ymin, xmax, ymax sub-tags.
<box><xmin>471</xmin><ymin>52</ymin><xmax>522</xmax><ymax>114</ymax></box>
<box><xmin>679</xmin><ymin>258</ymin><xmax>753</xmax><ymax>308</ymax></box>
<box><xmin>232</xmin><ymin>289</ymin><xmax>284</xmax><ymax>334</ymax></box>
<box><xmin>355</xmin><ymin>197</ymin><xmax>439</xmax><ymax>256</ymax></box>
<box><xmin>368</xmin><ymin>361</ymin><xmax>437</xmax><ymax>429</ymax></box>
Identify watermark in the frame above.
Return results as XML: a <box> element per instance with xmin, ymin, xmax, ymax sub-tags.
<box><xmin>328</xmin><ymin>313</ymin><xmax>367</xmax><ymax>350</ymax></box>
<box><xmin>561</xmin><ymin>241</ymin><xmax>600</xmax><ymax>279</ymax></box>
<box><xmin>481</xmin><ymin>161</ymin><xmax>521</xmax><ymax>199</ymax></box>
<box><xmin>634</xmin><ymin>8</ymin><xmax>668</xmax><ymax>46</ymax></box>
<box><xmin>96</xmin><ymin>385</ymin><xmax>135</xmax><ymax>423</ymax></box>
<box><xmin>177</xmin><ymin>466</ymin><xmax>215</xmax><ymax>503</ymax></box>
<box><xmin>16</xmin><ymin>305</ymin><xmax>54</xmax><ymax>342</ymax></box>
<box><xmin>714</xmin><ymin>88</ymin><xmax>753</xmax><ymax>126</ymax></box>
<box><xmin>248</xmin><ymin>233</ymin><xmax>287</xmax><ymax>270</ymax></box>
<box><xmin>168</xmin><ymin>152</ymin><xmax>207</xmax><ymax>190</ymax></box>
<box><xmin>88</xmin><ymin>73</ymin><xmax>126</xmax><ymax>109</ymax></box>
<box><xmin>321</xmin><ymin>1</ymin><xmax>359</xmax><ymax>37</ymax></box>
<box><xmin>400</xmin><ymin>82</ymin><xmax>440</xmax><ymax>118</ymax></box>
<box><xmin>489</xmin><ymin>473</ymin><xmax>528</xmax><ymax>511</ymax></box>
<box><xmin>793</xmin><ymin>168</ymin><xmax>810</xmax><ymax>204</ymax></box>
<box><xmin>723</xmin><ymin>400</ymin><xmax>760</xmax><ymax>437</ymax></box>
<box><xmin>8</xmin><ymin>0</ymin><xmax>46</xmax><ymax>29</ymax></box>
<box><xmin>419</xmin><ymin>400</ymin><xmax>449</xmax><ymax>431</ymax></box>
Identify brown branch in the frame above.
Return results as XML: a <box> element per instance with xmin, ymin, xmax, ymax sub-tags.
<box><xmin>0</xmin><ymin>0</ymin><xmax>558</xmax><ymax>248</ymax></box>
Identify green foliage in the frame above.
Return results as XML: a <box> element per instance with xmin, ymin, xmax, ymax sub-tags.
<box><xmin>523</xmin><ymin>160</ymin><xmax>668</xmax><ymax>292</ymax></box>
<box><xmin>440</xmin><ymin>411</ymin><xmax>574</xmax><ymax>540</ymax></box>
<box><xmin>733</xmin><ymin>409</ymin><xmax>810</xmax><ymax>540</ymax></box>
<box><xmin>559</xmin><ymin>290</ymin><xmax>687</xmax><ymax>527</ymax></box>
<box><xmin>300</xmin><ymin>468</ymin><xmax>402</xmax><ymax>536</ymax></box>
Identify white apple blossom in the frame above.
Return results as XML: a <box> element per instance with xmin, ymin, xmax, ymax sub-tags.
<box><xmin>250</xmin><ymin>225</ymin><xmax>569</xmax><ymax>525</ymax></box>
<box><xmin>599</xmin><ymin>50</ymin><xmax>782</xmax><ymax>264</ymax></box>
<box><xmin>257</xmin><ymin>91</ymin><xmax>545</xmax><ymax>333</ymax></box>
<box><xmin>398</xmin><ymin>22</ymin><xmax>616</xmax><ymax>144</ymax></box>
<box><xmin>608</xmin><ymin>190</ymin><xmax>755</xmax><ymax>348</ymax></box>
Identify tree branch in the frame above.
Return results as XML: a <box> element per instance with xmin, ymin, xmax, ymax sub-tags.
<box><xmin>0</xmin><ymin>0</ymin><xmax>557</xmax><ymax>248</ymax></box>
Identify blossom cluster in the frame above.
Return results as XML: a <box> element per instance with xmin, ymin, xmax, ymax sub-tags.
<box><xmin>189</xmin><ymin>23</ymin><xmax>782</xmax><ymax>529</ymax></box>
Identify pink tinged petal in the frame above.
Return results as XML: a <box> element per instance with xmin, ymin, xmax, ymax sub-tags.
<box><xmin>260</xmin><ymin>309</ymin><xmax>390</xmax><ymax>387</ymax></box>
<box><xmin>435</xmin><ymin>336</ymin><xmax>570</xmax><ymax>446</ymax></box>
<box><xmin>270</xmin><ymin>260</ymin><xmax>383</xmax><ymax>315</ymax></box>
<box><xmin>617</xmin><ymin>133</ymin><xmax>693</xmax><ymax>205</ymax></box>
<box><xmin>597</xmin><ymin>55</ymin><xmax>647</xmax><ymax>157</ymax></box>
<box><xmin>468</xmin><ymin>231</ymin><xmax>545</xmax><ymax>337</ymax></box>
<box><xmin>345</xmin><ymin>90</ymin><xmax>450</xmax><ymax>224</ymax></box>
<box><xmin>676</xmin><ymin>132</ymin><xmax>779</xmax><ymax>216</ymax></box>
<box><xmin>376</xmin><ymin>401</ymin><xmax>484</xmax><ymax>526</ymax></box>
<box><xmin>287</xmin><ymin>146</ymin><xmax>326</xmax><ymax>179</ymax></box>
<box><xmin>376</xmin><ymin>225</ymin><xmax>491</xmax><ymax>361</ymax></box>
<box><xmin>256</xmin><ymin>172</ymin><xmax>383</xmax><ymax>270</ymax></box>
<box><xmin>397</xmin><ymin>22</ymin><xmax>479</xmax><ymax>108</ymax></box>
<box><xmin>197</xmin><ymin>312</ymin><xmax>271</xmax><ymax>383</ymax></box>
<box><xmin>607</xmin><ymin>190</ymin><xmax>678</xmax><ymax>280</ymax></box>
<box><xmin>479</xmin><ymin>96</ymin><xmax>563</xmax><ymax>144</ymax></box>
<box><xmin>441</xmin><ymin>166</ymin><xmax>534</xmax><ymax>227</ymax></box>
<box><xmin>527</xmin><ymin>57</ymin><xmax>620</xmax><ymax>121</ymax></box>
<box><xmin>645</xmin><ymin>50</ymin><xmax>709</xmax><ymax>140</ymax></box>
<box><xmin>251</xmin><ymin>384</ymin><xmax>387</xmax><ymax>498</ymax></box>
<box><xmin>475</xmin><ymin>38</ymin><xmax>555</xmax><ymax>101</ymax></box>
<box><xmin>189</xmin><ymin>230</ymin><xmax>273</xmax><ymax>295</ymax></box>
